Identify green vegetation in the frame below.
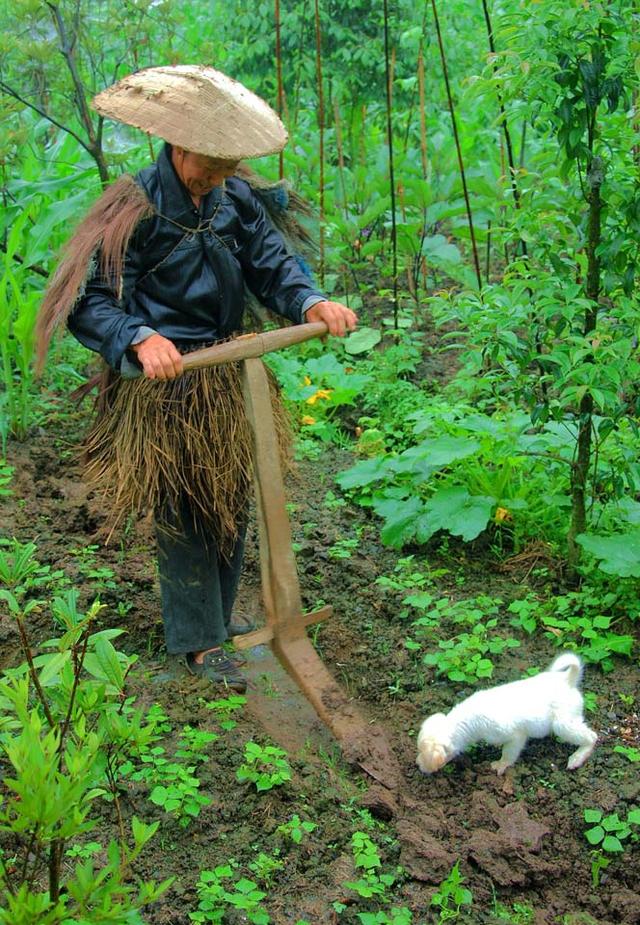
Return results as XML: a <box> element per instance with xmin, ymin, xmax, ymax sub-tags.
<box><xmin>430</xmin><ymin>861</ymin><xmax>473</xmax><ymax>922</ymax></box>
<box><xmin>0</xmin><ymin>544</ymin><xmax>171</xmax><ymax>922</ymax></box>
<box><xmin>236</xmin><ymin>741</ymin><xmax>293</xmax><ymax>792</ymax></box>
<box><xmin>583</xmin><ymin>807</ymin><xmax>640</xmax><ymax>854</ymax></box>
<box><xmin>1</xmin><ymin>0</ymin><xmax>639</xmax><ymax>922</ymax></box>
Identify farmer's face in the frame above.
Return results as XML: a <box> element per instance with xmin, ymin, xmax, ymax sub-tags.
<box><xmin>172</xmin><ymin>147</ymin><xmax>239</xmax><ymax>198</ymax></box>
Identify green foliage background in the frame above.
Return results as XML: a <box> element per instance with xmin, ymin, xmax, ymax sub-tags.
<box><xmin>1</xmin><ymin>0</ymin><xmax>639</xmax><ymax>572</ymax></box>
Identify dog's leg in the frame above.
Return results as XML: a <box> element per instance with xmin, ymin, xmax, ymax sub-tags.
<box><xmin>490</xmin><ymin>731</ymin><xmax>528</xmax><ymax>775</ymax></box>
<box><xmin>552</xmin><ymin>716</ymin><xmax>597</xmax><ymax>769</ymax></box>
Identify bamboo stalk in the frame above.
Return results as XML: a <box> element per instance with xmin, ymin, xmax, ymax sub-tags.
<box><xmin>383</xmin><ymin>0</ymin><xmax>399</xmax><ymax>325</ymax></box>
<box><xmin>333</xmin><ymin>97</ymin><xmax>350</xmax><ymax>224</ymax></box>
<box><xmin>313</xmin><ymin>0</ymin><xmax>325</xmax><ymax>285</ymax></box>
<box><xmin>275</xmin><ymin>0</ymin><xmax>285</xmax><ymax>180</ymax></box>
<box><xmin>430</xmin><ymin>0</ymin><xmax>482</xmax><ymax>289</ymax></box>
<box><xmin>567</xmin><ymin>156</ymin><xmax>603</xmax><ymax>572</ymax></box>
<box><xmin>418</xmin><ymin>45</ymin><xmax>428</xmax><ymax>180</ymax></box>
<box><xmin>416</xmin><ymin>39</ymin><xmax>429</xmax><ymax>299</ymax></box>
<box><xmin>291</xmin><ymin>0</ymin><xmax>309</xmax><ymax>133</ymax></box>
<box><xmin>480</xmin><ymin>0</ymin><xmax>527</xmax><ymax>258</ymax></box>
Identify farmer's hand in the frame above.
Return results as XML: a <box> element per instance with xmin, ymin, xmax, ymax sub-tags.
<box><xmin>306</xmin><ymin>300</ymin><xmax>358</xmax><ymax>337</ymax></box>
<box><xmin>131</xmin><ymin>333</ymin><xmax>183</xmax><ymax>380</ymax></box>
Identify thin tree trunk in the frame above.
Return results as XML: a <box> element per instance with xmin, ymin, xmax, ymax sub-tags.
<box><xmin>313</xmin><ymin>0</ymin><xmax>325</xmax><ymax>285</ymax></box>
<box><xmin>275</xmin><ymin>0</ymin><xmax>285</xmax><ymax>180</ymax></box>
<box><xmin>480</xmin><ymin>0</ymin><xmax>527</xmax><ymax>257</ymax></box>
<box><xmin>333</xmin><ymin>98</ymin><xmax>349</xmax><ymax>224</ymax></box>
<box><xmin>46</xmin><ymin>2</ymin><xmax>110</xmax><ymax>185</ymax></box>
<box><xmin>567</xmin><ymin>156</ymin><xmax>603</xmax><ymax>570</ymax></box>
<box><xmin>430</xmin><ymin>0</ymin><xmax>482</xmax><ymax>288</ymax></box>
<box><xmin>416</xmin><ymin>40</ymin><xmax>429</xmax><ymax>299</ymax></box>
<box><xmin>383</xmin><ymin>0</ymin><xmax>399</xmax><ymax>324</ymax></box>
<box><xmin>418</xmin><ymin>45</ymin><xmax>428</xmax><ymax>180</ymax></box>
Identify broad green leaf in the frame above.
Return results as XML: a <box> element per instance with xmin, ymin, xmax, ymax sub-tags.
<box><xmin>344</xmin><ymin>327</ymin><xmax>382</xmax><ymax>355</ymax></box>
<box><xmin>37</xmin><ymin>650</ymin><xmax>71</xmax><ymax>686</ymax></box>
<box><xmin>378</xmin><ymin>496</ymin><xmax>425</xmax><ymax>548</ymax></box>
<box><xmin>26</xmin><ymin>190</ymin><xmax>94</xmax><ymax>262</ymax></box>
<box><xmin>421</xmin><ymin>234</ymin><xmax>463</xmax><ymax>264</ymax></box>
<box><xmin>149</xmin><ymin>786</ymin><xmax>168</xmax><ymax>805</ymax></box>
<box><xmin>585</xmin><ymin>825</ymin><xmax>605</xmax><ymax>845</ymax></box>
<box><xmin>616</xmin><ymin>498</ymin><xmax>640</xmax><ymax>525</ymax></box>
<box><xmin>398</xmin><ymin>435</ymin><xmax>480</xmax><ymax>470</ymax></box>
<box><xmin>576</xmin><ymin>533</ymin><xmax>640</xmax><ymax>577</ymax></box>
<box><xmin>421</xmin><ymin>488</ymin><xmax>494</xmax><ymax>542</ymax></box>
<box><xmin>602</xmin><ymin>835</ymin><xmax>624</xmax><ymax>853</ymax></box>
<box><xmin>601</xmin><ymin>814</ymin><xmax>622</xmax><ymax>832</ymax></box>
<box><xmin>84</xmin><ymin>636</ymin><xmax>125</xmax><ymax>688</ymax></box>
<box><xmin>336</xmin><ymin>456</ymin><xmax>391</xmax><ymax>490</ymax></box>
<box><xmin>131</xmin><ymin>815</ymin><xmax>159</xmax><ymax>848</ymax></box>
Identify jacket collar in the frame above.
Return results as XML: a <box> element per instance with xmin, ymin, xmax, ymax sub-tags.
<box><xmin>156</xmin><ymin>144</ymin><xmax>223</xmax><ymax>225</ymax></box>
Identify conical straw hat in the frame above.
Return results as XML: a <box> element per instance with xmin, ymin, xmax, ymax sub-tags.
<box><xmin>92</xmin><ymin>65</ymin><xmax>287</xmax><ymax>160</ymax></box>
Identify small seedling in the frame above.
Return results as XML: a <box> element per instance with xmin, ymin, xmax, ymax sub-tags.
<box><xmin>583</xmin><ymin>807</ymin><xmax>640</xmax><ymax>853</ymax></box>
<box><xmin>248</xmin><ymin>851</ymin><xmax>284</xmax><ymax>887</ymax></box>
<box><xmin>177</xmin><ymin>724</ymin><xmax>219</xmax><ymax>762</ymax></box>
<box><xmin>70</xmin><ymin>543</ymin><xmax>117</xmax><ymax>591</ymax></box>
<box><xmin>343</xmin><ymin>832</ymin><xmax>397</xmax><ymax>901</ymax></box>
<box><xmin>149</xmin><ymin>772</ymin><xmax>211</xmax><ymax>827</ymax></box>
<box><xmin>614</xmin><ymin>744</ymin><xmax>640</xmax><ymax>763</ymax></box>
<box><xmin>0</xmin><ymin>461</ymin><xmax>13</xmax><ymax>497</ymax></box>
<box><xmin>328</xmin><ymin>535</ymin><xmax>360</xmax><ymax>559</ymax></box>
<box><xmin>203</xmin><ymin>693</ymin><xmax>246</xmax><ymax>730</ymax></box>
<box><xmin>590</xmin><ymin>850</ymin><xmax>611</xmax><ymax>889</ymax></box>
<box><xmin>323</xmin><ymin>489</ymin><xmax>346</xmax><ymax>510</ymax></box>
<box><xmin>145</xmin><ymin>702</ymin><xmax>172</xmax><ymax>734</ymax></box>
<box><xmin>236</xmin><ymin>741</ymin><xmax>292</xmax><ymax>791</ymax></box>
<box><xmin>492</xmin><ymin>898</ymin><xmax>535</xmax><ymax>924</ymax></box>
<box><xmin>357</xmin><ymin>909</ymin><xmax>413</xmax><ymax>925</ymax></box>
<box><xmin>190</xmin><ymin>864</ymin><xmax>269</xmax><ymax>924</ymax></box>
<box><xmin>276</xmin><ymin>814</ymin><xmax>317</xmax><ymax>844</ymax></box>
<box><xmin>121</xmin><ymin>743</ymin><xmax>212</xmax><ymax>827</ymax></box>
<box><xmin>430</xmin><ymin>861</ymin><xmax>473</xmax><ymax>921</ymax></box>
<box><xmin>65</xmin><ymin>841</ymin><xmax>102</xmax><ymax>860</ymax></box>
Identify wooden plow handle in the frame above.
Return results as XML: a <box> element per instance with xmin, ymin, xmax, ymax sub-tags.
<box><xmin>182</xmin><ymin>322</ymin><xmax>328</xmax><ymax>372</ymax></box>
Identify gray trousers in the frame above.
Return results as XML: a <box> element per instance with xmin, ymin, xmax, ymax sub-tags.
<box><xmin>155</xmin><ymin>499</ymin><xmax>246</xmax><ymax>656</ymax></box>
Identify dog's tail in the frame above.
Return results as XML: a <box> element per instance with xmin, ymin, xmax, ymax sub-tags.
<box><xmin>548</xmin><ymin>652</ymin><xmax>583</xmax><ymax>686</ymax></box>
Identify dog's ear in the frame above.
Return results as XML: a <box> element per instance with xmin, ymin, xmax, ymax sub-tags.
<box><xmin>428</xmin><ymin>743</ymin><xmax>449</xmax><ymax>772</ymax></box>
<box><xmin>416</xmin><ymin>739</ymin><xmax>449</xmax><ymax>774</ymax></box>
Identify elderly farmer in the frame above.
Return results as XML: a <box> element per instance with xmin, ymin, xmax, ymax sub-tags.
<box><xmin>36</xmin><ymin>66</ymin><xmax>357</xmax><ymax>692</ymax></box>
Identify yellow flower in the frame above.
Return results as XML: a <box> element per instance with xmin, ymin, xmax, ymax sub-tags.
<box><xmin>303</xmin><ymin>375</ymin><xmax>312</xmax><ymax>386</ymax></box>
<box><xmin>301</xmin><ymin>415</ymin><xmax>316</xmax><ymax>426</ymax></box>
<box><xmin>495</xmin><ymin>506</ymin><xmax>512</xmax><ymax>523</ymax></box>
<box><xmin>306</xmin><ymin>389</ymin><xmax>332</xmax><ymax>405</ymax></box>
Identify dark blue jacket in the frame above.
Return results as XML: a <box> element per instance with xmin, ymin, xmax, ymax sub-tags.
<box><xmin>68</xmin><ymin>144</ymin><xmax>324</xmax><ymax>370</ymax></box>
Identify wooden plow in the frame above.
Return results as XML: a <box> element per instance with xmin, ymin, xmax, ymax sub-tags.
<box><xmin>181</xmin><ymin>323</ymin><xmax>401</xmax><ymax>789</ymax></box>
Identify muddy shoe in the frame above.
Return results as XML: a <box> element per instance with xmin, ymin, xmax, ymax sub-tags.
<box><xmin>186</xmin><ymin>649</ymin><xmax>247</xmax><ymax>693</ymax></box>
<box><xmin>228</xmin><ymin>612</ymin><xmax>257</xmax><ymax>636</ymax></box>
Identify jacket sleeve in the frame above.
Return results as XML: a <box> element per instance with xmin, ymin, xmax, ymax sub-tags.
<box><xmin>233</xmin><ymin>180</ymin><xmax>326</xmax><ymax>324</ymax></box>
<box><xmin>67</xmin><ymin>235</ymin><xmax>149</xmax><ymax>371</ymax></box>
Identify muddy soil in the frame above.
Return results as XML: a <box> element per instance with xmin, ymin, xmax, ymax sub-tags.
<box><xmin>1</xmin><ymin>332</ymin><xmax>639</xmax><ymax>925</ymax></box>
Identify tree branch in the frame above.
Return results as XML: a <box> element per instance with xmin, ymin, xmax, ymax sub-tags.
<box><xmin>0</xmin><ymin>79</ymin><xmax>91</xmax><ymax>154</ymax></box>
<box><xmin>45</xmin><ymin>1</ymin><xmax>97</xmax><ymax>148</ymax></box>
<box><xmin>0</xmin><ymin>241</ymin><xmax>49</xmax><ymax>278</ymax></box>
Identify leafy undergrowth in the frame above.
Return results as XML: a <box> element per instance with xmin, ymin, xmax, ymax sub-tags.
<box><xmin>0</xmin><ymin>400</ymin><xmax>638</xmax><ymax>925</ymax></box>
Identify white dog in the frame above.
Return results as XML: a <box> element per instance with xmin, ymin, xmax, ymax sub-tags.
<box><xmin>416</xmin><ymin>653</ymin><xmax>597</xmax><ymax>775</ymax></box>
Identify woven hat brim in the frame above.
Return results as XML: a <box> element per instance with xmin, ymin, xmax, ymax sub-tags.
<box><xmin>92</xmin><ymin>65</ymin><xmax>288</xmax><ymax>160</ymax></box>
